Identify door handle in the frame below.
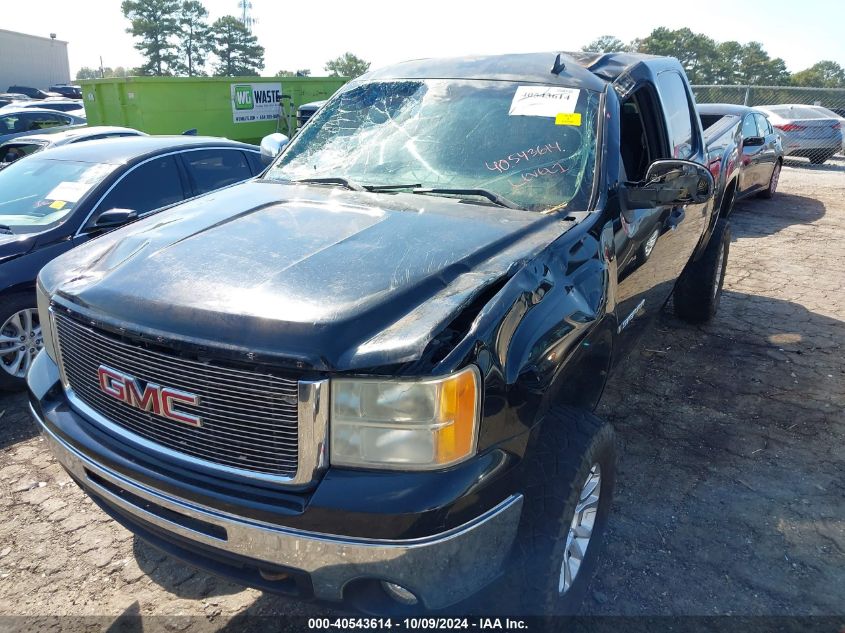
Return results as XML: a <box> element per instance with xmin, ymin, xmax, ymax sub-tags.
<box><xmin>665</xmin><ymin>208</ymin><xmax>685</xmax><ymax>231</ymax></box>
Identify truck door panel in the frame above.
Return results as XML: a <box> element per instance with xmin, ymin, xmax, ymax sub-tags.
<box><xmin>740</xmin><ymin>113</ymin><xmax>764</xmax><ymax>192</ymax></box>
<box><xmin>612</xmin><ymin>70</ymin><xmax>708</xmax><ymax>356</ymax></box>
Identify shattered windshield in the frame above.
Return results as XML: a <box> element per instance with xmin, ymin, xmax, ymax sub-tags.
<box><xmin>265</xmin><ymin>79</ymin><xmax>600</xmax><ymax>212</ymax></box>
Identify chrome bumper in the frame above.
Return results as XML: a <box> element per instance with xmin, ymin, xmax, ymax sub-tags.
<box><xmin>29</xmin><ymin>353</ymin><xmax>523</xmax><ymax>609</ymax></box>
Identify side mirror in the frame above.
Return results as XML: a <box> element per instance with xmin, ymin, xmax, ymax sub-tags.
<box><xmin>259</xmin><ymin>133</ymin><xmax>289</xmax><ymax>165</ymax></box>
<box><xmin>93</xmin><ymin>208</ymin><xmax>138</xmax><ymax>230</ymax></box>
<box><xmin>624</xmin><ymin>159</ymin><xmax>714</xmax><ymax>207</ymax></box>
<box><xmin>743</xmin><ymin>136</ymin><xmax>764</xmax><ymax>147</ymax></box>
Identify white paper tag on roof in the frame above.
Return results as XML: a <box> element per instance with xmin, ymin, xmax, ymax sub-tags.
<box><xmin>509</xmin><ymin>86</ymin><xmax>580</xmax><ymax>117</ymax></box>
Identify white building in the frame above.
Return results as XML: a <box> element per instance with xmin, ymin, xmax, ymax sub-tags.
<box><xmin>0</xmin><ymin>29</ymin><xmax>71</xmax><ymax>92</ymax></box>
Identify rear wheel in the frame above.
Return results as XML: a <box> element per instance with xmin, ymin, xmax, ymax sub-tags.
<box><xmin>809</xmin><ymin>151</ymin><xmax>834</xmax><ymax>165</ymax></box>
<box><xmin>758</xmin><ymin>160</ymin><xmax>781</xmax><ymax>199</ymax></box>
<box><xmin>0</xmin><ymin>294</ymin><xmax>43</xmax><ymax>391</ymax></box>
<box><xmin>503</xmin><ymin>407</ymin><xmax>617</xmax><ymax>615</ymax></box>
<box><xmin>674</xmin><ymin>219</ymin><xmax>731</xmax><ymax>323</ymax></box>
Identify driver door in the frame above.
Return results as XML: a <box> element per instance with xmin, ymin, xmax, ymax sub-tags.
<box><xmin>613</xmin><ymin>69</ymin><xmax>709</xmax><ymax>354</ymax></box>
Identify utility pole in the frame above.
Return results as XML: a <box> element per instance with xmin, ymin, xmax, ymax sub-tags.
<box><xmin>238</xmin><ymin>0</ymin><xmax>256</xmax><ymax>32</ymax></box>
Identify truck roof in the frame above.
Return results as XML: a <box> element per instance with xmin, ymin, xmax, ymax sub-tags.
<box><xmin>364</xmin><ymin>51</ymin><xmax>682</xmax><ymax>91</ymax></box>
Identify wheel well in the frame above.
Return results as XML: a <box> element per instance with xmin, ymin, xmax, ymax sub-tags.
<box><xmin>542</xmin><ymin>323</ymin><xmax>614</xmax><ymax>414</ymax></box>
<box><xmin>2</xmin><ymin>283</ymin><xmax>36</xmax><ymax>299</ymax></box>
<box><xmin>719</xmin><ymin>178</ymin><xmax>737</xmax><ymax>217</ymax></box>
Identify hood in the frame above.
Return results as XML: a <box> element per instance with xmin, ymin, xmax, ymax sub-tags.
<box><xmin>42</xmin><ymin>181</ymin><xmax>573</xmax><ymax>371</ymax></box>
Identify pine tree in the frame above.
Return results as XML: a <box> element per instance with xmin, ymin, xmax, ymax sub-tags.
<box><xmin>121</xmin><ymin>0</ymin><xmax>181</xmax><ymax>76</ymax></box>
<box><xmin>210</xmin><ymin>16</ymin><xmax>265</xmax><ymax>77</ymax></box>
<box><xmin>176</xmin><ymin>0</ymin><xmax>213</xmax><ymax>76</ymax></box>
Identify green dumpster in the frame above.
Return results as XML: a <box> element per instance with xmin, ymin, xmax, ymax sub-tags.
<box><xmin>78</xmin><ymin>76</ymin><xmax>348</xmax><ymax>144</ymax></box>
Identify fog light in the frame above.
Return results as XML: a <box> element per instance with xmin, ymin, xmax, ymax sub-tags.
<box><xmin>380</xmin><ymin>581</ymin><xmax>418</xmax><ymax>605</ymax></box>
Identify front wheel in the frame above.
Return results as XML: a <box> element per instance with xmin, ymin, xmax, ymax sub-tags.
<box><xmin>0</xmin><ymin>294</ymin><xmax>43</xmax><ymax>391</ymax></box>
<box><xmin>503</xmin><ymin>407</ymin><xmax>617</xmax><ymax>615</ymax></box>
<box><xmin>674</xmin><ymin>218</ymin><xmax>731</xmax><ymax>323</ymax></box>
<box><xmin>758</xmin><ymin>161</ymin><xmax>781</xmax><ymax>199</ymax></box>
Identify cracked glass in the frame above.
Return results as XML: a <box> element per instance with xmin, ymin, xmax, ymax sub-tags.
<box><xmin>265</xmin><ymin>79</ymin><xmax>600</xmax><ymax>212</ymax></box>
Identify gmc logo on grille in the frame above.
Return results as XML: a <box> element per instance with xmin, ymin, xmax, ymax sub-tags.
<box><xmin>97</xmin><ymin>365</ymin><xmax>202</xmax><ymax>427</ymax></box>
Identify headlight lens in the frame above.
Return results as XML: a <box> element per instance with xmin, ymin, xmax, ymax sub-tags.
<box><xmin>35</xmin><ymin>277</ymin><xmax>58</xmax><ymax>362</ymax></box>
<box><xmin>330</xmin><ymin>366</ymin><xmax>480</xmax><ymax>470</ymax></box>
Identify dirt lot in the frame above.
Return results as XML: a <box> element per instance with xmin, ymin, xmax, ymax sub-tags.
<box><xmin>0</xmin><ymin>158</ymin><xmax>843</xmax><ymax>624</ymax></box>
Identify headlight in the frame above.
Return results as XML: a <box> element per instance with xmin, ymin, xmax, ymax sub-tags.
<box><xmin>330</xmin><ymin>366</ymin><xmax>480</xmax><ymax>470</ymax></box>
<box><xmin>35</xmin><ymin>277</ymin><xmax>58</xmax><ymax>362</ymax></box>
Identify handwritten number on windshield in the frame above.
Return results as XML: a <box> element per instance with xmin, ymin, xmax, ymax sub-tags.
<box><xmin>485</xmin><ymin>142</ymin><xmax>563</xmax><ymax>173</ymax></box>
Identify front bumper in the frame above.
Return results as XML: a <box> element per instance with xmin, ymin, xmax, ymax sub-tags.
<box><xmin>28</xmin><ymin>351</ymin><xmax>523</xmax><ymax>609</ymax></box>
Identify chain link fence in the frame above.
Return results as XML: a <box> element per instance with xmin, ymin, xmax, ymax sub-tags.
<box><xmin>692</xmin><ymin>85</ymin><xmax>845</xmax><ymax>161</ymax></box>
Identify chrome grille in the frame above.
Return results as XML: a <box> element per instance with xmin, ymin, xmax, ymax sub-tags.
<box><xmin>54</xmin><ymin>314</ymin><xmax>299</xmax><ymax>478</ymax></box>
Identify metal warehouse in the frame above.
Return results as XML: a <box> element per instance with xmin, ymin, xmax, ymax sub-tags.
<box><xmin>0</xmin><ymin>28</ymin><xmax>70</xmax><ymax>91</ymax></box>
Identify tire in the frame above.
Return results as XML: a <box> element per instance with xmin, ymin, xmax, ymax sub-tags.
<box><xmin>0</xmin><ymin>293</ymin><xmax>42</xmax><ymax>391</ymax></box>
<box><xmin>503</xmin><ymin>407</ymin><xmax>617</xmax><ymax>616</ymax></box>
<box><xmin>809</xmin><ymin>151</ymin><xmax>834</xmax><ymax>165</ymax></box>
<box><xmin>758</xmin><ymin>161</ymin><xmax>781</xmax><ymax>199</ymax></box>
<box><xmin>673</xmin><ymin>218</ymin><xmax>731</xmax><ymax>324</ymax></box>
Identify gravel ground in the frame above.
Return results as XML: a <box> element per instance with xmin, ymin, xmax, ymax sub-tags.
<box><xmin>0</xmin><ymin>157</ymin><xmax>842</xmax><ymax>624</ymax></box>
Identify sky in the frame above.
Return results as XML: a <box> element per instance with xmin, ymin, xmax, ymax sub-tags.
<box><xmin>4</xmin><ymin>0</ymin><xmax>844</xmax><ymax>78</ymax></box>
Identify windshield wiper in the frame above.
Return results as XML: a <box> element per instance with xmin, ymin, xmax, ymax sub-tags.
<box><xmin>293</xmin><ymin>177</ymin><xmax>365</xmax><ymax>192</ymax></box>
<box><xmin>364</xmin><ymin>183</ymin><xmax>421</xmax><ymax>192</ymax></box>
<box><xmin>411</xmin><ymin>187</ymin><xmax>522</xmax><ymax>210</ymax></box>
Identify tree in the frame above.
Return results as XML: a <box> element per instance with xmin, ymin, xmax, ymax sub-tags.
<box><xmin>121</xmin><ymin>0</ymin><xmax>181</xmax><ymax>76</ymax></box>
<box><xmin>75</xmin><ymin>66</ymin><xmax>132</xmax><ymax>79</ymax></box>
<box><xmin>791</xmin><ymin>61</ymin><xmax>845</xmax><ymax>88</ymax></box>
<box><xmin>76</xmin><ymin>67</ymin><xmax>101</xmax><ymax>80</ymax></box>
<box><xmin>734</xmin><ymin>42</ymin><xmax>790</xmax><ymax>85</ymax></box>
<box><xmin>210</xmin><ymin>16</ymin><xmax>265</xmax><ymax>76</ymax></box>
<box><xmin>275</xmin><ymin>69</ymin><xmax>311</xmax><ymax>77</ymax></box>
<box><xmin>580</xmin><ymin>36</ymin><xmax>627</xmax><ymax>53</ymax></box>
<box><xmin>176</xmin><ymin>0</ymin><xmax>213</xmax><ymax>76</ymax></box>
<box><xmin>324</xmin><ymin>52</ymin><xmax>370</xmax><ymax>79</ymax></box>
<box><xmin>637</xmin><ymin>27</ymin><xmax>718</xmax><ymax>84</ymax></box>
<box><xmin>711</xmin><ymin>41</ymin><xmax>744</xmax><ymax>85</ymax></box>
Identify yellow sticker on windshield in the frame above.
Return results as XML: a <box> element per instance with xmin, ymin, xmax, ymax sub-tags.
<box><xmin>49</xmin><ymin>200</ymin><xmax>66</xmax><ymax>210</ymax></box>
<box><xmin>555</xmin><ymin>112</ymin><xmax>582</xmax><ymax>126</ymax></box>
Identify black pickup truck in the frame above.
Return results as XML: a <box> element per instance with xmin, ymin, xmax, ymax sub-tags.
<box><xmin>28</xmin><ymin>52</ymin><xmax>728</xmax><ymax>615</ymax></box>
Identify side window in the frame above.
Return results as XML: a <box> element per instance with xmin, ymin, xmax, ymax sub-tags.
<box><xmin>96</xmin><ymin>155</ymin><xmax>185</xmax><ymax>217</ymax></box>
<box><xmin>26</xmin><ymin>112</ymin><xmax>70</xmax><ymax>131</ymax></box>
<box><xmin>655</xmin><ymin>71</ymin><xmax>697</xmax><ymax>160</ymax></box>
<box><xmin>0</xmin><ymin>115</ymin><xmax>21</xmax><ymax>132</ymax></box>
<box><xmin>741</xmin><ymin>114</ymin><xmax>759</xmax><ymax>140</ymax></box>
<box><xmin>182</xmin><ymin>149</ymin><xmax>252</xmax><ymax>195</ymax></box>
<box><xmin>754</xmin><ymin>114</ymin><xmax>772</xmax><ymax>137</ymax></box>
<box><xmin>244</xmin><ymin>151</ymin><xmax>265</xmax><ymax>175</ymax></box>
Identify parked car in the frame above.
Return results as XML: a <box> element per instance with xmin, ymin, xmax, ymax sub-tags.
<box><xmin>805</xmin><ymin>105</ymin><xmax>845</xmax><ymax>152</ymax></box>
<box><xmin>1</xmin><ymin>99</ymin><xmax>85</xmax><ymax>115</ymax></box>
<box><xmin>49</xmin><ymin>84</ymin><xmax>83</xmax><ymax>100</ymax></box>
<box><xmin>0</xmin><ymin>126</ymin><xmax>147</xmax><ymax>169</ymax></box>
<box><xmin>296</xmin><ymin>99</ymin><xmax>326</xmax><ymax>128</ymax></box>
<box><xmin>0</xmin><ymin>93</ymin><xmax>27</xmax><ymax>108</ymax></box>
<box><xmin>0</xmin><ymin>108</ymin><xmax>85</xmax><ymax>144</ymax></box>
<box><xmin>699</xmin><ymin>103</ymin><xmax>783</xmax><ymax>215</ymax></box>
<box><xmin>0</xmin><ymin>136</ymin><xmax>263</xmax><ymax>389</ymax></box>
<box><xmin>6</xmin><ymin>85</ymin><xmax>62</xmax><ymax>100</ymax></box>
<box><xmin>30</xmin><ymin>52</ymin><xmax>726</xmax><ymax>614</ymax></box>
<box><xmin>756</xmin><ymin>104</ymin><xmax>843</xmax><ymax>164</ymax></box>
